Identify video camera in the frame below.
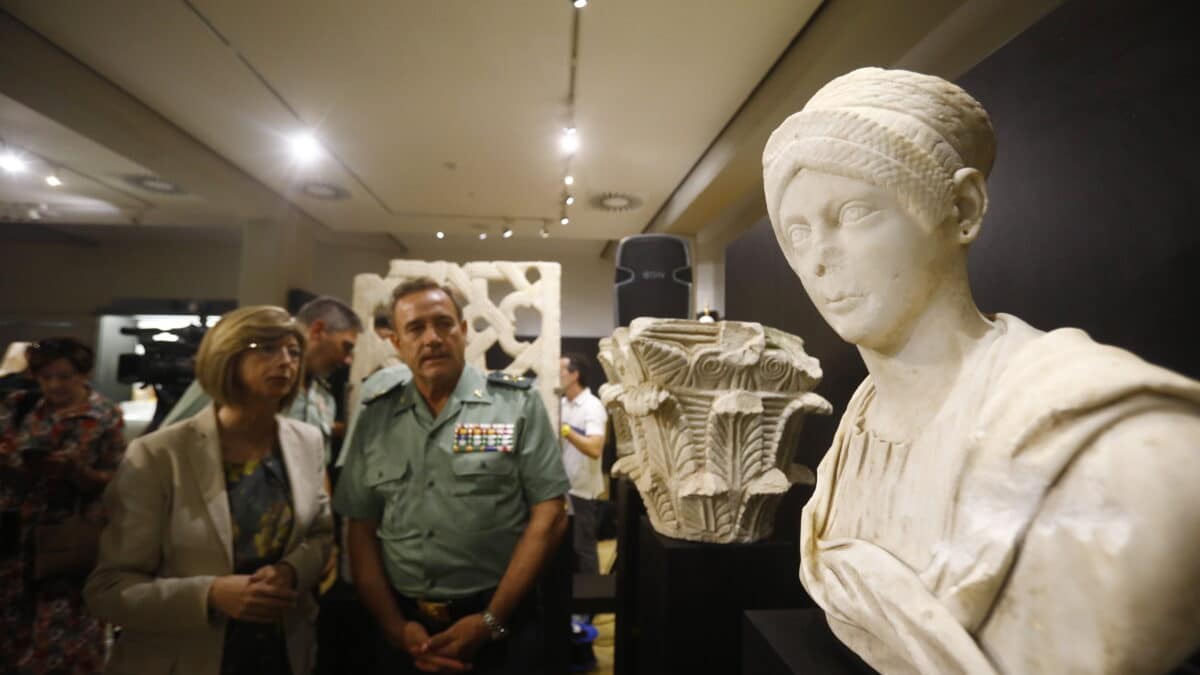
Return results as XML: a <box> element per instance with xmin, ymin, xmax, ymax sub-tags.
<box><xmin>116</xmin><ymin>324</ymin><xmax>207</xmax><ymax>388</ymax></box>
<box><xmin>116</xmin><ymin>322</ymin><xmax>208</xmax><ymax>434</ymax></box>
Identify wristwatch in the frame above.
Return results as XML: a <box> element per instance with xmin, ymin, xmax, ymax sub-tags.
<box><xmin>481</xmin><ymin>609</ymin><xmax>508</xmax><ymax>641</ymax></box>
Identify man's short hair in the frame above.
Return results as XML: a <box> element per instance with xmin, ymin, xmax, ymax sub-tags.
<box><xmin>26</xmin><ymin>337</ymin><xmax>95</xmax><ymax>375</ymax></box>
<box><xmin>563</xmin><ymin>352</ymin><xmax>591</xmax><ymax>388</ymax></box>
<box><xmin>295</xmin><ymin>296</ymin><xmax>363</xmax><ymax>333</ymax></box>
<box><xmin>195</xmin><ymin>305</ymin><xmax>308</xmax><ymax>409</ymax></box>
<box><xmin>391</xmin><ymin>277</ymin><xmax>465</xmax><ymax>320</ymax></box>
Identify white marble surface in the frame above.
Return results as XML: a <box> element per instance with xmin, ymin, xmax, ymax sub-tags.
<box><xmin>763</xmin><ymin>67</ymin><xmax>1200</xmax><ymax>674</ymax></box>
<box><xmin>598</xmin><ymin>318</ymin><xmax>829</xmax><ymax>543</ymax></box>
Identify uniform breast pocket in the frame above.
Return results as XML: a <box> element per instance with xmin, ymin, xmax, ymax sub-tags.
<box><xmin>450</xmin><ymin>454</ymin><xmax>516</xmax><ymax>497</ymax></box>
<box><xmin>365</xmin><ymin>459</ymin><xmax>411</xmax><ymax>533</ymax></box>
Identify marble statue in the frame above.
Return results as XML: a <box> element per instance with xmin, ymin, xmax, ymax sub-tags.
<box><xmin>762</xmin><ymin>67</ymin><xmax>1200</xmax><ymax>674</ymax></box>
<box><xmin>351</xmin><ymin>259</ymin><xmax>562</xmax><ymax>428</ymax></box>
<box><xmin>598</xmin><ymin>318</ymin><xmax>830</xmax><ymax>543</ymax></box>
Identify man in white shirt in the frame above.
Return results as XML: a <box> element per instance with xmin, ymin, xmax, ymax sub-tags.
<box><xmin>559</xmin><ymin>353</ymin><xmax>607</xmax><ymax>576</ymax></box>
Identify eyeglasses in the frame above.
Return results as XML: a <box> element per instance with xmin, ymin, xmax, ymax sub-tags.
<box><xmin>246</xmin><ymin>342</ymin><xmax>303</xmax><ymax>362</ymax></box>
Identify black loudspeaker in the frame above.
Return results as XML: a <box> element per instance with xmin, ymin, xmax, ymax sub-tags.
<box><xmin>614</xmin><ymin>234</ymin><xmax>692</xmax><ymax>328</ymax></box>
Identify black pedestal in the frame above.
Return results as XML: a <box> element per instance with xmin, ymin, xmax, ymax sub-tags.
<box><xmin>632</xmin><ymin>517</ymin><xmax>811</xmax><ymax>675</ymax></box>
<box><xmin>742</xmin><ymin>609</ymin><xmax>877</xmax><ymax>675</ymax></box>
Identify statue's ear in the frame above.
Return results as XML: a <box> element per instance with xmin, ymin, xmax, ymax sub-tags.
<box><xmin>952</xmin><ymin>168</ymin><xmax>988</xmax><ymax>245</ymax></box>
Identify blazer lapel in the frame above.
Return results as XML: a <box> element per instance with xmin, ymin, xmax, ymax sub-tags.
<box><xmin>278</xmin><ymin>418</ymin><xmax>315</xmax><ymax>555</ymax></box>
<box><xmin>184</xmin><ymin>405</ymin><xmax>234</xmax><ymax>570</ymax></box>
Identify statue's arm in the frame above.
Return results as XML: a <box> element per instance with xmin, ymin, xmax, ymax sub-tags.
<box><xmin>978</xmin><ymin>395</ymin><xmax>1200</xmax><ymax>675</ymax></box>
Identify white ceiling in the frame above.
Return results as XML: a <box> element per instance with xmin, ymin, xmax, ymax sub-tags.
<box><xmin>0</xmin><ymin>0</ymin><xmax>820</xmax><ymax>244</ymax></box>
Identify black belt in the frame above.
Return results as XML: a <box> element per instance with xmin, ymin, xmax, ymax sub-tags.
<box><xmin>393</xmin><ymin>588</ymin><xmax>495</xmax><ymax>631</ymax></box>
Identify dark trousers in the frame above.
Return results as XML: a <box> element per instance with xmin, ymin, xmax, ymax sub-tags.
<box><xmin>569</xmin><ymin>494</ymin><xmax>601</xmax><ymax>575</ymax></box>
<box><xmin>315</xmin><ymin>580</ymin><xmax>377</xmax><ymax>675</ymax></box>
<box><xmin>373</xmin><ymin>591</ymin><xmax>544</xmax><ymax>675</ymax></box>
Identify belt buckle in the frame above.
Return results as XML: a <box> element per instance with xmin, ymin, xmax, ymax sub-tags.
<box><xmin>417</xmin><ymin>599</ymin><xmax>452</xmax><ymax>626</ymax></box>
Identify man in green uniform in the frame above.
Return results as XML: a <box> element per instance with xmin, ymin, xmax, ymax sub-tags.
<box><xmin>334</xmin><ymin>278</ymin><xmax>569</xmax><ymax>674</ymax></box>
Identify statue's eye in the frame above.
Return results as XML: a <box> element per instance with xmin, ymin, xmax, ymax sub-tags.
<box><xmin>787</xmin><ymin>222</ymin><xmax>811</xmax><ymax>248</ymax></box>
<box><xmin>839</xmin><ymin>202</ymin><xmax>875</xmax><ymax>225</ymax></box>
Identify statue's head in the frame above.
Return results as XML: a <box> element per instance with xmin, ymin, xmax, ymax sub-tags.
<box><xmin>763</xmin><ymin>67</ymin><xmax>996</xmax><ymax>351</ymax></box>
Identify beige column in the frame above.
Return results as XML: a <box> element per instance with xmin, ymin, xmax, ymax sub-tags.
<box><xmin>237</xmin><ymin>218</ymin><xmax>316</xmax><ymax>306</ymax></box>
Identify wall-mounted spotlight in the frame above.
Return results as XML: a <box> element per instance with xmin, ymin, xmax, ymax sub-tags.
<box><xmin>45</xmin><ymin>174</ymin><xmax>63</xmax><ymax>187</ymax></box>
<box><xmin>560</xmin><ymin>128</ymin><xmax>579</xmax><ymax>154</ymax></box>
<box><xmin>436</xmin><ymin>231</ymin><xmax>445</xmax><ymax>239</ymax></box>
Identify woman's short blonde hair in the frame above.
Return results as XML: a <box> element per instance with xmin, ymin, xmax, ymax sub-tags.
<box><xmin>194</xmin><ymin>305</ymin><xmax>307</xmax><ymax>409</ymax></box>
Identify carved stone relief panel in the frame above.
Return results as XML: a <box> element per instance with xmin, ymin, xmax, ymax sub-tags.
<box><xmin>350</xmin><ymin>259</ymin><xmax>562</xmax><ymax>428</ymax></box>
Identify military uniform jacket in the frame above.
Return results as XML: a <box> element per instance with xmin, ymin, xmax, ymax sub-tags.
<box><xmin>333</xmin><ymin>365</ymin><xmax>568</xmax><ymax>599</ymax></box>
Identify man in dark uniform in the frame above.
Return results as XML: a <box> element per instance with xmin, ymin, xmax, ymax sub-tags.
<box><xmin>334</xmin><ymin>277</ymin><xmax>569</xmax><ymax>674</ymax></box>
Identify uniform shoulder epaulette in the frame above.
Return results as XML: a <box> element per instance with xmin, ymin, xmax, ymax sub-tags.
<box><xmin>362</xmin><ymin>365</ymin><xmax>412</xmax><ymax>404</ymax></box>
<box><xmin>487</xmin><ymin>371</ymin><xmax>532</xmax><ymax>390</ymax></box>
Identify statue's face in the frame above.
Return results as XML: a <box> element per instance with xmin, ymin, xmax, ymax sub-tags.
<box><xmin>776</xmin><ymin>170</ymin><xmax>955</xmax><ymax>352</ymax></box>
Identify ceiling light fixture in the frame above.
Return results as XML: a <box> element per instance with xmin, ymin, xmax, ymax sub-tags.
<box><xmin>125</xmin><ymin>174</ymin><xmax>184</xmax><ymax>194</ymax></box>
<box><xmin>540</xmin><ymin>225</ymin><xmax>550</xmax><ymax>239</ymax></box>
<box><xmin>0</xmin><ymin>152</ymin><xmax>28</xmax><ymax>174</ymax></box>
<box><xmin>564</xmin><ymin>175</ymin><xmax>575</xmax><ymax>186</ymax></box>
<box><xmin>574</xmin><ymin>0</ymin><xmax>588</xmax><ymax>7</ymax></box>
<box><xmin>502</xmin><ymin>227</ymin><xmax>513</xmax><ymax>239</ymax></box>
<box><xmin>565</xmin><ymin>195</ymin><xmax>575</xmax><ymax>206</ymax></box>
<box><xmin>288</xmin><ymin>132</ymin><xmax>323</xmax><ymax>164</ymax></box>
<box><xmin>300</xmin><ymin>181</ymin><xmax>350</xmax><ymax>200</ymax></box>
<box><xmin>560</xmin><ymin>217</ymin><xmax>569</xmax><ymax>225</ymax></box>
<box><xmin>436</xmin><ymin>231</ymin><xmax>445</xmax><ymax>239</ymax></box>
<box><xmin>560</xmin><ymin>128</ymin><xmax>579</xmax><ymax>154</ymax></box>
<box><xmin>45</xmin><ymin>174</ymin><xmax>62</xmax><ymax>187</ymax></box>
<box><xmin>479</xmin><ymin>232</ymin><xmax>488</xmax><ymax>240</ymax></box>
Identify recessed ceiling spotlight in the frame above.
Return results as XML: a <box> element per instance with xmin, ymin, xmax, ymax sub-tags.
<box><xmin>124</xmin><ymin>174</ymin><xmax>183</xmax><ymax>194</ymax></box>
<box><xmin>502</xmin><ymin>227</ymin><xmax>513</xmax><ymax>239</ymax></box>
<box><xmin>479</xmin><ymin>232</ymin><xmax>488</xmax><ymax>240</ymax></box>
<box><xmin>560</xmin><ymin>217</ymin><xmax>569</xmax><ymax>225</ymax></box>
<box><xmin>560</xmin><ymin>128</ymin><xmax>579</xmax><ymax>154</ymax></box>
<box><xmin>300</xmin><ymin>181</ymin><xmax>350</xmax><ymax>200</ymax></box>
<box><xmin>565</xmin><ymin>195</ymin><xmax>575</xmax><ymax>206</ymax></box>
<box><xmin>288</xmin><ymin>132</ymin><xmax>323</xmax><ymax>164</ymax></box>
<box><xmin>436</xmin><ymin>231</ymin><xmax>445</xmax><ymax>239</ymax></box>
<box><xmin>0</xmin><ymin>152</ymin><xmax>28</xmax><ymax>174</ymax></box>
<box><xmin>564</xmin><ymin>175</ymin><xmax>574</xmax><ymax>186</ymax></box>
<box><xmin>574</xmin><ymin>0</ymin><xmax>588</xmax><ymax>7</ymax></box>
<box><xmin>45</xmin><ymin>174</ymin><xmax>62</xmax><ymax>187</ymax></box>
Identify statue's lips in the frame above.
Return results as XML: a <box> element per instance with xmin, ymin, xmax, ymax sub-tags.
<box><xmin>822</xmin><ymin>293</ymin><xmax>864</xmax><ymax>312</ymax></box>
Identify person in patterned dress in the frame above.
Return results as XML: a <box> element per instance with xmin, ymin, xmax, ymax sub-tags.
<box><xmin>0</xmin><ymin>337</ymin><xmax>125</xmax><ymax>674</ymax></box>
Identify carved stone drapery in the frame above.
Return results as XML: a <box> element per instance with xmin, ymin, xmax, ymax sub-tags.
<box><xmin>598</xmin><ymin>318</ymin><xmax>830</xmax><ymax>543</ymax></box>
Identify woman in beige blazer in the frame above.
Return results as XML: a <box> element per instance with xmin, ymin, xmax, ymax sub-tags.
<box><xmin>85</xmin><ymin>306</ymin><xmax>334</xmax><ymax>675</ymax></box>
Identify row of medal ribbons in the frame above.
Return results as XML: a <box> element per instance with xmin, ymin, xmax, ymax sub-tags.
<box><xmin>452</xmin><ymin>422</ymin><xmax>516</xmax><ymax>454</ymax></box>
